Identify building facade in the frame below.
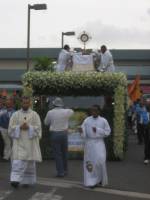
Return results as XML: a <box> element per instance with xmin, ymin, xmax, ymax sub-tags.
<box><xmin>0</xmin><ymin>48</ymin><xmax>150</xmax><ymax>94</ymax></box>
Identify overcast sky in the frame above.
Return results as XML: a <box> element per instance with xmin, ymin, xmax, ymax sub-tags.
<box><xmin>0</xmin><ymin>0</ymin><xmax>150</xmax><ymax>49</ymax></box>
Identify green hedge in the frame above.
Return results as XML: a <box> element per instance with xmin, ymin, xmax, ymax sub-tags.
<box><xmin>22</xmin><ymin>71</ymin><xmax>127</xmax><ymax>160</ymax></box>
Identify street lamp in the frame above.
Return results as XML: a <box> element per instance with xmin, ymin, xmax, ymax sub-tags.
<box><xmin>27</xmin><ymin>4</ymin><xmax>47</xmax><ymax>71</ymax></box>
<box><xmin>61</xmin><ymin>31</ymin><xmax>75</xmax><ymax>48</ymax></box>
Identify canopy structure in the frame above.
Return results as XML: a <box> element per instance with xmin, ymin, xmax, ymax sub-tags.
<box><xmin>23</xmin><ymin>71</ymin><xmax>127</xmax><ymax>160</ymax></box>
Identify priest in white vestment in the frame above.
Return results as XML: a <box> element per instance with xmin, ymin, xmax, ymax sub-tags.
<box><xmin>56</xmin><ymin>44</ymin><xmax>72</xmax><ymax>72</ymax></box>
<box><xmin>98</xmin><ymin>45</ymin><xmax>115</xmax><ymax>72</ymax></box>
<box><xmin>8</xmin><ymin>96</ymin><xmax>42</xmax><ymax>188</ymax></box>
<box><xmin>80</xmin><ymin>105</ymin><xmax>111</xmax><ymax>188</ymax></box>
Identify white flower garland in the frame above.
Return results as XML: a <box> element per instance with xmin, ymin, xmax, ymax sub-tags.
<box><xmin>113</xmin><ymin>85</ymin><xmax>126</xmax><ymax>159</ymax></box>
<box><xmin>23</xmin><ymin>71</ymin><xmax>127</xmax><ymax>159</ymax></box>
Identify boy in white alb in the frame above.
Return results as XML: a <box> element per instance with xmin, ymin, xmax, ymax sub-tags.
<box><xmin>80</xmin><ymin>105</ymin><xmax>111</xmax><ymax>188</ymax></box>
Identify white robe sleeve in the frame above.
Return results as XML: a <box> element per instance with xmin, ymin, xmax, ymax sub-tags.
<box><xmin>95</xmin><ymin>119</ymin><xmax>111</xmax><ymax>138</ymax></box>
<box><xmin>80</xmin><ymin>119</ymin><xmax>87</xmax><ymax>138</ymax></box>
<box><xmin>30</xmin><ymin>112</ymin><xmax>42</xmax><ymax>139</ymax></box>
<box><xmin>8</xmin><ymin>112</ymin><xmax>21</xmax><ymax>138</ymax></box>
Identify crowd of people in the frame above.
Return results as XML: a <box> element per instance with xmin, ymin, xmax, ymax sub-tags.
<box><xmin>0</xmin><ymin>94</ymin><xmax>150</xmax><ymax>190</ymax></box>
<box><xmin>127</xmin><ymin>98</ymin><xmax>150</xmax><ymax>164</ymax></box>
<box><xmin>0</xmin><ymin>96</ymin><xmax>111</xmax><ymax>189</ymax></box>
<box><xmin>55</xmin><ymin>44</ymin><xmax>115</xmax><ymax>72</ymax></box>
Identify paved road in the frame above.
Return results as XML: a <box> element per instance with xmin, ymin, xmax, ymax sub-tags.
<box><xmin>0</xmin><ymin>134</ymin><xmax>150</xmax><ymax>200</ymax></box>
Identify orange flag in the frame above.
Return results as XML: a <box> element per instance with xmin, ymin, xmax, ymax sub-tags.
<box><xmin>128</xmin><ymin>75</ymin><xmax>142</xmax><ymax>102</ymax></box>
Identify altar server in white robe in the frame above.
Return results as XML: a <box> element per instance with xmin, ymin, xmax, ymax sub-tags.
<box><xmin>8</xmin><ymin>96</ymin><xmax>42</xmax><ymax>188</ymax></box>
<box><xmin>80</xmin><ymin>105</ymin><xmax>111</xmax><ymax>188</ymax></box>
<box><xmin>56</xmin><ymin>44</ymin><xmax>72</xmax><ymax>72</ymax></box>
<box><xmin>98</xmin><ymin>45</ymin><xmax>115</xmax><ymax>72</ymax></box>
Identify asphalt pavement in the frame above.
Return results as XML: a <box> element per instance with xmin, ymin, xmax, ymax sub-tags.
<box><xmin>0</xmin><ymin>133</ymin><xmax>150</xmax><ymax>200</ymax></box>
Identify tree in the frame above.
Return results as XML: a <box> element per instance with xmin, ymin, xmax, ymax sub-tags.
<box><xmin>33</xmin><ymin>56</ymin><xmax>56</xmax><ymax>71</ymax></box>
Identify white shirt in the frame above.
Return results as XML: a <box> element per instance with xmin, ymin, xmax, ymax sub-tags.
<box><xmin>44</xmin><ymin>107</ymin><xmax>74</xmax><ymax>131</ymax></box>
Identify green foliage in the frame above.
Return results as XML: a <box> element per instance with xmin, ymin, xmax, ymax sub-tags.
<box><xmin>69</xmin><ymin>111</ymin><xmax>87</xmax><ymax>130</ymax></box>
<box><xmin>22</xmin><ymin>84</ymin><xmax>33</xmax><ymax>97</ymax></box>
<box><xmin>33</xmin><ymin>56</ymin><xmax>55</xmax><ymax>71</ymax></box>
